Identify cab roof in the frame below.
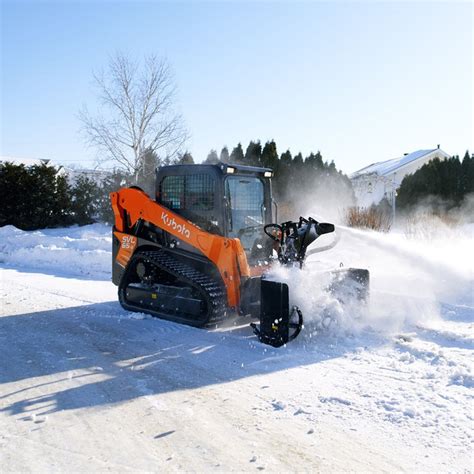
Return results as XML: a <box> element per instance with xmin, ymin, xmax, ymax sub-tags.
<box><xmin>156</xmin><ymin>162</ymin><xmax>273</xmax><ymax>177</ymax></box>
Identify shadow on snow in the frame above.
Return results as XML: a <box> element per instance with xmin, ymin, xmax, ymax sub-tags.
<box><xmin>0</xmin><ymin>263</ymin><xmax>111</xmax><ymax>282</ymax></box>
<box><xmin>0</xmin><ymin>302</ymin><xmax>383</xmax><ymax>417</ymax></box>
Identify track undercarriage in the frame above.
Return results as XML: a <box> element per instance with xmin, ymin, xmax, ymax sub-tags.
<box><xmin>118</xmin><ymin>249</ymin><xmax>227</xmax><ymax>327</ymax></box>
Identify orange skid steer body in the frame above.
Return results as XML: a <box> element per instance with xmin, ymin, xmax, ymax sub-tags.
<box><xmin>110</xmin><ymin>163</ymin><xmax>369</xmax><ymax>347</ymax></box>
<box><xmin>111</xmin><ymin>187</ymin><xmax>251</xmax><ymax>310</ymax></box>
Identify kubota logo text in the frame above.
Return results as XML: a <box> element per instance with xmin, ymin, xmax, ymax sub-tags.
<box><xmin>161</xmin><ymin>212</ymin><xmax>191</xmax><ymax>239</ymax></box>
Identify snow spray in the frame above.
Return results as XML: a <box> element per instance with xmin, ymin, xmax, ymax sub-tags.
<box><xmin>267</xmin><ymin>222</ymin><xmax>473</xmax><ymax>342</ymax></box>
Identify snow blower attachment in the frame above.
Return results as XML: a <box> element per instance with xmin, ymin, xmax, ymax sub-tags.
<box><xmin>110</xmin><ymin>163</ymin><xmax>369</xmax><ymax>347</ymax></box>
<box><xmin>250</xmin><ymin>281</ymin><xmax>303</xmax><ymax>348</ymax></box>
<box><xmin>264</xmin><ymin>216</ymin><xmax>336</xmax><ymax>267</ymax></box>
<box><xmin>250</xmin><ymin>217</ymin><xmax>335</xmax><ymax>347</ymax></box>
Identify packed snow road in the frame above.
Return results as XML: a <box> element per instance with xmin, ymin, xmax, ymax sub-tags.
<box><xmin>0</xmin><ymin>224</ymin><xmax>472</xmax><ymax>472</ymax></box>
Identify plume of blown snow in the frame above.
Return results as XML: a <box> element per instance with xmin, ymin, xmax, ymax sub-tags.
<box><xmin>266</xmin><ymin>219</ymin><xmax>473</xmax><ymax>341</ymax></box>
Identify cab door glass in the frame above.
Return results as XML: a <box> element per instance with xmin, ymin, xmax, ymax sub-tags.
<box><xmin>225</xmin><ymin>176</ymin><xmax>265</xmax><ymax>253</ymax></box>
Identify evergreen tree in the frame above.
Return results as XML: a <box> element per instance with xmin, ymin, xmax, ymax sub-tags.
<box><xmin>137</xmin><ymin>148</ymin><xmax>158</xmax><ymax>196</ymax></box>
<box><xmin>229</xmin><ymin>143</ymin><xmax>244</xmax><ymax>164</ymax></box>
<box><xmin>461</xmin><ymin>150</ymin><xmax>473</xmax><ymax>194</ymax></box>
<box><xmin>397</xmin><ymin>155</ymin><xmax>471</xmax><ymax>210</ymax></box>
<box><xmin>96</xmin><ymin>169</ymin><xmax>134</xmax><ymax>223</ymax></box>
<box><xmin>71</xmin><ymin>176</ymin><xmax>100</xmax><ymax>225</ymax></box>
<box><xmin>314</xmin><ymin>151</ymin><xmax>324</xmax><ymax>170</ymax></box>
<box><xmin>305</xmin><ymin>151</ymin><xmax>324</xmax><ymax>172</ymax></box>
<box><xmin>278</xmin><ymin>149</ymin><xmax>292</xmax><ymax>178</ymax></box>
<box><xmin>279</xmin><ymin>149</ymin><xmax>293</xmax><ymax>168</ymax></box>
<box><xmin>292</xmin><ymin>152</ymin><xmax>304</xmax><ymax>168</ymax></box>
<box><xmin>261</xmin><ymin>140</ymin><xmax>278</xmax><ymax>170</ymax></box>
<box><xmin>244</xmin><ymin>141</ymin><xmax>262</xmax><ymax>166</ymax></box>
<box><xmin>178</xmin><ymin>151</ymin><xmax>194</xmax><ymax>164</ymax></box>
<box><xmin>290</xmin><ymin>152</ymin><xmax>305</xmax><ymax>189</ymax></box>
<box><xmin>31</xmin><ymin>163</ymin><xmax>72</xmax><ymax>228</ymax></box>
<box><xmin>0</xmin><ymin>162</ymin><xmax>30</xmax><ymax>228</ymax></box>
<box><xmin>304</xmin><ymin>152</ymin><xmax>316</xmax><ymax>171</ymax></box>
<box><xmin>204</xmin><ymin>149</ymin><xmax>219</xmax><ymax>164</ymax></box>
<box><xmin>0</xmin><ymin>162</ymin><xmax>73</xmax><ymax>229</ymax></box>
<box><xmin>220</xmin><ymin>147</ymin><xmax>230</xmax><ymax>163</ymax></box>
<box><xmin>274</xmin><ymin>149</ymin><xmax>292</xmax><ymax>201</ymax></box>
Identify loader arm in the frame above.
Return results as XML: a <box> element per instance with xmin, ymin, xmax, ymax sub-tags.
<box><xmin>111</xmin><ymin>187</ymin><xmax>250</xmax><ymax>308</ymax></box>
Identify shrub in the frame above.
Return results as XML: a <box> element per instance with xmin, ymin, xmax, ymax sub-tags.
<box><xmin>0</xmin><ymin>162</ymin><xmax>131</xmax><ymax>229</ymax></box>
<box><xmin>345</xmin><ymin>205</ymin><xmax>392</xmax><ymax>232</ymax></box>
<box><xmin>0</xmin><ymin>162</ymin><xmax>73</xmax><ymax>230</ymax></box>
<box><xmin>70</xmin><ymin>176</ymin><xmax>101</xmax><ymax>225</ymax></box>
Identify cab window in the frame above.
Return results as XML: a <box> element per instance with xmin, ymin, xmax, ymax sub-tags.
<box><xmin>160</xmin><ymin>174</ymin><xmax>215</xmax><ymax>211</ymax></box>
<box><xmin>159</xmin><ymin>174</ymin><xmax>219</xmax><ymax>233</ymax></box>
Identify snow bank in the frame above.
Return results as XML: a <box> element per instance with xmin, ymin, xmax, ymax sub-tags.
<box><xmin>0</xmin><ymin>224</ymin><xmax>112</xmax><ymax>279</ymax></box>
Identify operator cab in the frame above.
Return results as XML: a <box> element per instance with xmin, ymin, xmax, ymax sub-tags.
<box><xmin>155</xmin><ymin>163</ymin><xmax>275</xmax><ymax>264</ymax></box>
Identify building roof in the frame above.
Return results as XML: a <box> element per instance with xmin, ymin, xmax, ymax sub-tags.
<box><xmin>351</xmin><ymin>149</ymin><xmax>447</xmax><ymax>179</ymax></box>
<box><xmin>0</xmin><ymin>156</ymin><xmax>53</xmax><ymax>167</ymax></box>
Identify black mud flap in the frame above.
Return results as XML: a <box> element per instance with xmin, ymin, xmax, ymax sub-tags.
<box><xmin>250</xmin><ymin>280</ymin><xmax>303</xmax><ymax>348</ymax></box>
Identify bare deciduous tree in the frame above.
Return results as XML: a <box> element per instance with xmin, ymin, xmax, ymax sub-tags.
<box><xmin>80</xmin><ymin>53</ymin><xmax>187</xmax><ymax>182</ymax></box>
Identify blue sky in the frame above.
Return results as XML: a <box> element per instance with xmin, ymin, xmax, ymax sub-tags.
<box><xmin>1</xmin><ymin>1</ymin><xmax>472</xmax><ymax>174</ymax></box>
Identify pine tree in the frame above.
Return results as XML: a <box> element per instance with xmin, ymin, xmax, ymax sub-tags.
<box><xmin>290</xmin><ymin>152</ymin><xmax>305</xmax><ymax>190</ymax></box>
<box><xmin>31</xmin><ymin>163</ymin><xmax>73</xmax><ymax>228</ymax></box>
<box><xmin>397</xmin><ymin>155</ymin><xmax>469</xmax><ymax>210</ymax></box>
<box><xmin>137</xmin><ymin>148</ymin><xmax>158</xmax><ymax>196</ymax></box>
<box><xmin>461</xmin><ymin>150</ymin><xmax>473</xmax><ymax>194</ymax></box>
<box><xmin>220</xmin><ymin>147</ymin><xmax>230</xmax><ymax>163</ymax></box>
<box><xmin>244</xmin><ymin>141</ymin><xmax>262</xmax><ymax>166</ymax></box>
<box><xmin>96</xmin><ymin>169</ymin><xmax>133</xmax><ymax>223</ymax></box>
<box><xmin>71</xmin><ymin>176</ymin><xmax>100</xmax><ymax>225</ymax></box>
<box><xmin>292</xmin><ymin>152</ymin><xmax>304</xmax><ymax>168</ymax></box>
<box><xmin>274</xmin><ymin>149</ymin><xmax>292</xmax><ymax>201</ymax></box>
<box><xmin>0</xmin><ymin>162</ymin><xmax>29</xmax><ymax>228</ymax></box>
<box><xmin>53</xmin><ymin>172</ymin><xmax>73</xmax><ymax>227</ymax></box>
<box><xmin>204</xmin><ymin>149</ymin><xmax>219</xmax><ymax>164</ymax></box>
<box><xmin>314</xmin><ymin>151</ymin><xmax>324</xmax><ymax>170</ymax></box>
<box><xmin>229</xmin><ymin>143</ymin><xmax>244</xmax><ymax>164</ymax></box>
<box><xmin>0</xmin><ymin>162</ymin><xmax>73</xmax><ymax>229</ymax></box>
<box><xmin>261</xmin><ymin>140</ymin><xmax>278</xmax><ymax>170</ymax></box>
<box><xmin>304</xmin><ymin>152</ymin><xmax>316</xmax><ymax>171</ymax></box>
<box><xmin>305</xmin><ymin>151</ymin><xmax>324</xmax><ymax>172</ymax></box>
<box><xmin>178</xmin><ymin>151</ymin><xmax>194</xmax><ymax>164</ymax></box>
<box><xmin>280</xmin><ymin>149</ymin><xmax>293</xmax><ymax>168</ymax></box>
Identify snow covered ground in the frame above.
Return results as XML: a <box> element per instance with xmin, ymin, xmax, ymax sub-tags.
<box><xmin>0</xmin><ymin>223</ymin><xmax>472</xmax><ymax>472</ymax></box>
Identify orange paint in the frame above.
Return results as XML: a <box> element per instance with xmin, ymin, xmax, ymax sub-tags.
<box><xmin>113</xmin><ymin>231</ymin><xmax>138</xmax><ymax>268</ymax></box>
<box><xmin>111</xmin><ymin>188</ymin><xmax>251</xmax><ymax>308</ymax></box>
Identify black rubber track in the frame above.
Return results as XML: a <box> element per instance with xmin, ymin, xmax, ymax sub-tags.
<box><xmin>118</xmin><ymin>249</ymin><xmax>227</xmax><ymax>327</ymax></box>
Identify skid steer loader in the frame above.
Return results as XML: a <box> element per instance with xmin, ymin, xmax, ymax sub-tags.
<box><xmin>111</xmin><ymin>163</ymin><xmax>369</xmax><ymax>347</ymax></box>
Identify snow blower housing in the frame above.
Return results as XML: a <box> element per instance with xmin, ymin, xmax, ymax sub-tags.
<box><xmin>111</xmin><ymin>163</ymin><xmax>369</xmax><ymax>347</ymax></box>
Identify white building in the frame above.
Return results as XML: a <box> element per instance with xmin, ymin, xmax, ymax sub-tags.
<box><xmin>350</xmin><ymin>147</ymin><xmax>450</xmax><ymax>208</ymax></box>
<box><xmin>65</xmin><ymin>167</ymin><xmax>111</xmax><ymax>185</ymax></box>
